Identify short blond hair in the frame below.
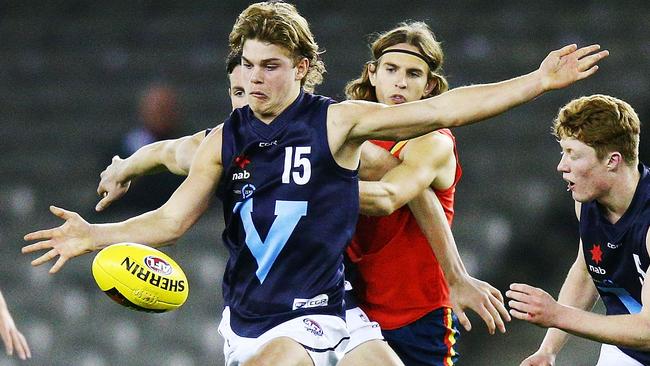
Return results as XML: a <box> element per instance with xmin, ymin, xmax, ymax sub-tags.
<box><xmin>345</xmin><ymin>21</ymin><xmax>448</xmax><ymax>101</ymax></box>
<box><xmin>229</xmin><ymin>2</ymin><xmax>325</xmax><ymax>93</ymax></box>
<box><xmin>553</xmin><ymin>94</ymin><xmax>640</xmax><ymax>164</ymax></box>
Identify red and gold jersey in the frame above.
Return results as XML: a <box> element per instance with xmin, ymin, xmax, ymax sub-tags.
<box><xmin>347</xmin><ymin>129</ymin><xmax>462</xmax><ymax>330</ymax></box>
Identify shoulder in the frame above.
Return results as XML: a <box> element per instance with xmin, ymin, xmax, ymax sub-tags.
<box><xmin>402</xmin><ymin>130</ymin><xmax>454</xmax><ymax>161</ymax></box>
<box><xmin>204</xmin><ymin>126</ymin><xmax>223</xmax><ymax>145</ymax></box>
<box><xmin>328</xmin><ymin>100</ymin><xmax>384</xmax><ymax>119</ymax></box>
<box><xmin>202</xmin><ymin>127</ymin><xmax>223</xmax><ymax>156</ymax></box>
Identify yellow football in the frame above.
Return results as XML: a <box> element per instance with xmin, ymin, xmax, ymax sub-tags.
<box><xmin>91</xmin><ymin>243</ymin><xmax>189</xmax><ymax>313</ymax></box>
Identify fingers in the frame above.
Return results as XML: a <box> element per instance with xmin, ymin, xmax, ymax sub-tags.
<box><xmin>491</xmin><ymin>292</ymin><xmax>512</xmax><ymax>323</ymax></box>
<box><xmin>579</xmin><ymin>50</ymin><xmax>609</xmax><ymax>67</ymax></box>
<box><xmin>509</xmin><ymin>307</ymin><xmax>531</xmax><ymax>321</ymax></box>
<box><xmin>95</xmin><ymin>192</ymin><xmax>112</xmax><ymax>212</ymax></box>
<box><xmin>49</xmin><ymin>256</ymin><xmax>69</xmax><ymax>274</ymax></box>
<box><xmin>24</xmin><ymin>228</ymin><xmax>56</xmax><ymax>242</ymax></box>
<box><xmin>554</xmin><ymin>43</ymin><xmax>577</xmax><ymax>57</ymax></box>
<box><xmin>454</xmin><ymin>309</ymin><xmax>472</xmax><ymax>332</ymax></box>
<box><xmin>484</xmin><ymin>283</ymin><xmax>511</xmax><ymax>321</ymax></box>
<box><xmin>22</xmin><ymin>240</ymin><xmax>53</xmax><ymax>254</ymax></box>
<box><xmin>488</xmin><ymin>284</ymin><xmax>504</xmax><ymax>304</ymax></box>
<box><xmin>509</xmin><ymin>283</ymin><xmax>535</xmax><ymax>293</ymax></box>
<box><xmin>31</xmin><ymin>248</ymin><xmax>59</xmax><ymax>267</ymax></box>
<box><xmin>577</xmin><ymin>50</ymin><xmax>609</xmax><ymax>75</ymax></box>
<box><xmin>486</xmin><ymin>298</ymin><xmax>507</xmax><ymax>333</ymax></box>
<box><xmin>573</xmin><ymin>44</ymin><xmax>601</xmax><ymax>59</ymax></box>
<box><xmin>12</xmin><ymin>331</ymin><xmax>29</xmax><ymax>360</ymax></box>
<box><xmin>476</xmin><ymin>305</ymin><xmax>497</xmax><ymax>334</ymax></box>
<box><xmin>1</xmin><ymin>329</ymin><xmax>13</xmax><ymax>357</ymax></box>
<box><xmin>50</xmin><ymin>205</ymin><xmax>74</xmax><ymax>220</ymax></box>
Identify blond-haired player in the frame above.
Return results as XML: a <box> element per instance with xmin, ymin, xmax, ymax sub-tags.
<box><xmin>24</xmin><ymin>2</ymin><xmax>607</xmax><ymax>365</ymax></box>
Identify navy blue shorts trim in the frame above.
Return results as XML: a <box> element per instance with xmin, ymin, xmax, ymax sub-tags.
<box><xmin>382</xmin><ymin>307</ymin><xmax>460</xmax><ymax>366</ymax></box>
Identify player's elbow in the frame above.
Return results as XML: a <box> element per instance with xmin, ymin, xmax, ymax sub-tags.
<box><xmin>155</xmin><ymin>208</ymin><xmax>190</xmax><ymax>242</ymax></box>
<box><xmin>633</xmin><ymin>318</ymin><xmax>650</xmax><ymax>351</ymax></box>
<box><xmin>365</xmin><ymin>201</ymin><xmax>396</xmax><ymax>216</ymax></box>
<box><xmin>362</xmin><ymin>192</ymin><xmax>400</xmax><ymax>216</ymax></box>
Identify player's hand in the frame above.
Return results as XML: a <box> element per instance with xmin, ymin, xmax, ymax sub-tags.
<box><xmin>537</xmin><ymin>44</ymin><xmax>609</xmax><ymax>91</ymax></box>
<box><xmin>23</xmin><ymin>206</ymin><xmax>95</xmax><ymax>274</ymax></box>
<box><xmin>520</xmin><ymin>351</ymin><xmax>556</xmax><ymax>366</ymax></box>
<box><xmin>506</xmin><ymin>283</ymin><xmax>560</xmax><ymax>328</ymax></box>
<box><xmin>96</xmin><ymin>155</ymin><xmax>131</xmax><ymax>212</ymax></box>
<box><xmin>448</xmin><ymin>274</ymin><xmax>511</xmax><ymax>334</ymax></box>
<box><xmin>0</xmin><ymin>307</ymin><xmax>31</xmax><ymax>360</ymax></box>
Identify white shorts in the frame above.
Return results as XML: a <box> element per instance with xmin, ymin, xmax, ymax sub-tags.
<box><xmin>218</xmin><ymin>306</ymin><xmax>350</xmax><ymax>366</ymax></box>
<box><xmin>596</xmin><ymin>344</ymin><xmax>644</xmax><ymax>366</ymax></box>
<box><xmin>344</xmin><ymin>306</ymin><xmax>384</xmax><ymax>353</ymax></box>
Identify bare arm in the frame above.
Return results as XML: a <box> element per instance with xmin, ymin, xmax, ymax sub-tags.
<box><xmin>359</xmin><ymin>133</ymin><xmax>453</xmax><ymax>216</ymax></box>
<box><xmin>328</xmin><ymin>45</ymin><xmax>607</xmax><ymax>168</ymax></box>
<box><xmin>358</xmin><ymin>133</ymin><xmax>510</xmax><ymax>333</ymax></box>
<box><xmin>510</xmin><ymin>261</ymin><xmax>650</xmax><ymax>353</ymax></box>
<box><xmin>95</xmin><ymin>128</ymin><xmax>216</xmax><ymax>211</ymax></box>
<box><xmin>554</xmin><ymin>232</ymin><xmax>650</xmax><ymax>349</ymax></box>
<box><xmin>409</xmin><ymin>189</ymin><xmax>511</xmax><ymax>334</ymax></box>
<box><xmin>24</xmin><ymin>128</ymin><xmax>224</xmax><ymax>273</ymax></box>
<box><xmin>0</xmin><ymin>290</ymin><xmax>30</xmax><ymax>360</ymax></box>
<box><xmin>511</xmin><ymin>243</ymin><xmax>600</xmax><ymax>365</ymax></box>
<box><xmin>358</xmin><ymin>141</ymin><xmax>400</xmax><ymax>181</ymax></box>
<box><xmin>511</xmin><ymin>224</ymin><xmax>650</xmax><ymax>358</ymax></box>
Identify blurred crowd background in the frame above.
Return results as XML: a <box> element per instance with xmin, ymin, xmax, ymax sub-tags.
<box><xmin>1</xmin><ymin>1</ymin><xmax>649</xmax><ymax>365</ymax></box>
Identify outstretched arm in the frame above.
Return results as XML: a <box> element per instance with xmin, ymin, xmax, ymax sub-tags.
<box><xmin>332</xmin><ymin>44</ymin><xmax>608</xmax><ymax>148</ymax></box>
<box><xmin>510</xmin><ymin>243</ymin><xmax>599</xmax><ymax>366</ymax></box>
<box><xmin>0</xmin><ymin>290</ymin><xmax>30</xmax><ymax>360</ymax></box>
<box><xmin>24</xmin><ymin>128</ymin><xmax>224</xmax><ymax>273</ymax></box>
<box><xmin>510</xmin><ymin>228</ymin><xmax>650</xmax><ymax>358</ymax></box>
<box><xmin>95</xmin><ymin>128</ymin><xmax>215</xmax><ymax>211</ymax></box>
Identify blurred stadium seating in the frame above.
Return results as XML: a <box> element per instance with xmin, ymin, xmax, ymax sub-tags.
<box><xmin>1</xmin><ymin>0</ymin><xmax>648</xmax><ymax>364</ymax></box>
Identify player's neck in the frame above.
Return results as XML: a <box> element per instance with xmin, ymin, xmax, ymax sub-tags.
<box><xmin>598</xmin><ymin>163</ymin><xmax>641</xmax><ymax>223</ymax></box>
<box><xmin>254</xmin><ymin>86</ymin><xmax>302</xmax><ymax>124</ymax></box>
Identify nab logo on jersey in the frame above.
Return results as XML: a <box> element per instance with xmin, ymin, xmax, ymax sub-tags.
<box><xmin>232</xmin><ymin>170</ymin><xmax>250</xmax><ymax>181</ymax></box>
<box><xmin>232</xmin><ymin>154</ymin><xmax>252</xmax><ymax>181</ymax></box>
<box><xmin>588</xmin><ymin>264</ymin><xmax>607</xmax><ymax>275</ymax></box>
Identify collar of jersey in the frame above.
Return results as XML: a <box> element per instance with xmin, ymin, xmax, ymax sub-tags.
<box><xmin>246</xmin><ymin>89</ymin><xmax>305</xmax><ymax>140</ymax></box>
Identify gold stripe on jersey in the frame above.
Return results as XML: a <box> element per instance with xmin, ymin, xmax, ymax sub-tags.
<box><xmin>389</xmin><ymin>140</ymin><xmax>409</xmax><ymax>155</ymax></box>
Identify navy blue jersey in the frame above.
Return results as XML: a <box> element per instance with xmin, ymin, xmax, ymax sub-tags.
<box><xmin>580</xmin><ymin>163</ymin><xmax>650</xmax><ymax>363</ymax></box>
<box><xmin>217</xmin><ymin>91</ymin><xmax>359</xmax><ymax>337</ymax></box>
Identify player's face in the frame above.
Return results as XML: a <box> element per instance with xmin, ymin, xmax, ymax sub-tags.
<box><xmin>557</xmin><ymin>138</ymin><xmax>611</xmax><ymax>202</ymax></box>
<box><xmin>369</xmin><ymin>43</ymin><xmax>433</xmax><ymax>105</ymax></box>
<box><xmin>228</xmin><ymin>65</ymin><xmax>247</xmax><ymax>110</ymax></box>
<box><xmin>241</xmin><ymin>39</ymin><xmax>307</xmax><ymax>121</ymax></box>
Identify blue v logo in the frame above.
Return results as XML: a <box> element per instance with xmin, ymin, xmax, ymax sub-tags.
<box><xmin>234</xmin><ymin>198</ymin><xmax>308</xmax><ymax>283</ymax></box>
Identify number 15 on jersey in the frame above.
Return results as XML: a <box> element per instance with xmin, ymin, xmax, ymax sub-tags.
<box><xmin>283</xmin><ymin>146</ymin><xmax>311</xmax><ymax>185</ymax></box>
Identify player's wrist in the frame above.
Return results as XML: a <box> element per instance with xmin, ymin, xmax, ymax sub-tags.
<box><xmin>443</xmin><ymin>267</ymin><xmax>468</xmax><ymax>285</ymax></box>
<box><xmin>88</xmin><ymin>224</ymin><xmax>109</xmax><ymax>251</ymax></box>
<box><xmin>526</xmin><ymin>69</ymin><xmax>549</xmax><ymax>95</ymax></box>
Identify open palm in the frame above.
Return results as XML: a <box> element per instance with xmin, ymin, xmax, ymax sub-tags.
<box><xmin>539</xmin><ymin>44</ymin><xmax>609</xmax><ymax>90</ymax></box>
<box><xmin>22</xmin><ymin>206</ymin><xmax>95</xmax><ymax>273</ymax></box>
